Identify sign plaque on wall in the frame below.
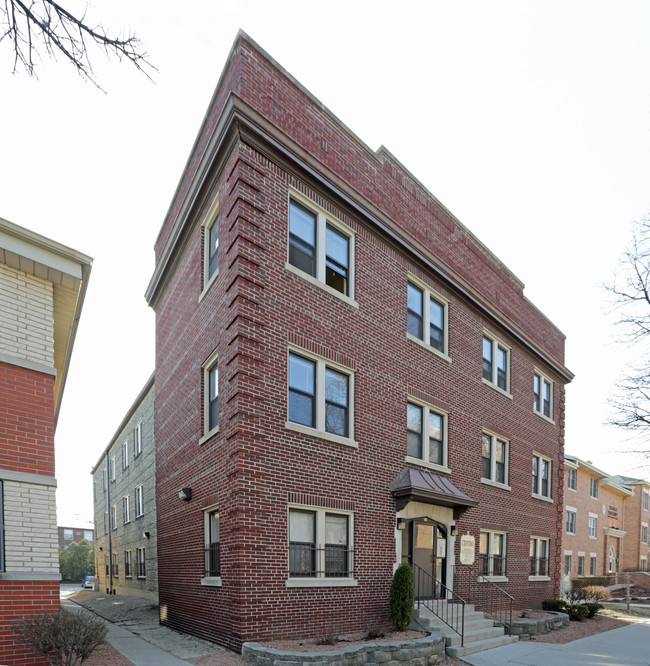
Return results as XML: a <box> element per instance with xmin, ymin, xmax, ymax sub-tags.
<box><xmin>459</xmin><ymin>534</ymin><xmax>475</xmax><ymax>566</ymax></box>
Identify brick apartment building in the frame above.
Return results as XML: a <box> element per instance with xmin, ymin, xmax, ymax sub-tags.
<box><xmin>611</xmin><ymin>475</ymin><xmax>650</xmax><ymax>572</ymax></box>
<box><xmin>92</xmin><ymin>374</ymin><xmax>157</xmax><ymax>599</ymax></box>
<box><xmin>0</xmin><ymin>217</ymin><xmax>91</xmax><ymax>665</ymax></box>
<box><xmin>144</xmin><ymin>32</ymin><xmax>573</xmax><ymax>651</ymax></box>
<box><xmin>57</xmin><ymin>524</ymin><xmax>94</xmax><ymax>549</ymax></box>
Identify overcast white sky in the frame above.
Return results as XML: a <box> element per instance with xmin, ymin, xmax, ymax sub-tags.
<box><xmin>1</xmin><ymin>1</ymin><xmax>649</xmax><ymax>525</ymax></box>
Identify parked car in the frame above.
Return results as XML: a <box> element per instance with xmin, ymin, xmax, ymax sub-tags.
<box><xmin>81</xmin><ymin>576</ymin><xmax>96</xmax><ymax>589</ymax></box>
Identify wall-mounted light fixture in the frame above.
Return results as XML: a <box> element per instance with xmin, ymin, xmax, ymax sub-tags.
<box><xmin>396</xmin><ymin>518</ymin><xmax>406</xmax><ymax>531</ymax></box>
<box><xmin>450</xmin><ymin>524</ymin><xmax>458</xmax><ymax>537</ymax></box>
<box><xmin>179</xmin><ymin>488</ymin><xmax>192</xmax><ymax>501</ymax></box>
<box><xmin>142</xmin><ymin>531</ymin><xmax>150</xmax><ymax>539</ymax></box>
<box><xmin>98</xmin><ymin>546</ymin><xmax>103</xmax><ymax>551</ymax></box>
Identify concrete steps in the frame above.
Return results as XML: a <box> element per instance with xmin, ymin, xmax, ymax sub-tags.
<box><xmin>411</xmin><ymin>602</ymin><xmax>518</xmax><ymax>658</ymax></box>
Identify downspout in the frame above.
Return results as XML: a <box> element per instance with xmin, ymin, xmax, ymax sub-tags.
<box><xmin>105</xmin><ymin>453</ymin><xmax>113</xmax><ymax>594</ymax></box>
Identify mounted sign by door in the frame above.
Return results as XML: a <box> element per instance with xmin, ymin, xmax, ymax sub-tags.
<box><xmin>436</xmin><ymin>538</ymin><xmax>447</xmax><ymax>558</ymax></box>
<box><xmin>459</xmin><ymin>534</ymin><xmax>475</xmax><ymax>565</ymax></box>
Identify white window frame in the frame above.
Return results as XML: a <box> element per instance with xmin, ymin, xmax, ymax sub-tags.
<box><xmin>482</xmin><ymin>330</ymin><xmax>511</xmax><ymax>396</ymax></box>
<box><xmin>590</xmin><ymin>554</ymin><xmax>597</xmax><ymax>576</ymax></box>
<box><xmin>590</xmin><ymin>477</ymin><xmax>599</xmax><ymax>498</ymax></box>
<box><xmin>479</xmin><ymin>530</ymin><xmax>507</xmax><ymax>582</ymax></box>
<box><xmin>63</xmin><ymin>528</ymin><xmax>73</xmax><ymax>540</ymax></box>
<box><xmin>200</xmin><ymin>349</ymin><xmax>219</xmax><ymax>444</ymax></box>
<box><xmin>83</xmin><ymin>530</ymin><xmax>93</xmax><ymax>541</ymax></box>
<box><xmin>564</xmin><ymin>552</ymin><xmax>572</xmax><ymax>575</ymax></box>
<box><xmin>532</xmin><ymin>453</ymin><xmax>553</xmax><ymax>501</ymax></box>
<box><xmin>136</xmin><ymin>547</ymin><xmax>146</xmax><ymax>579</ymax></box>
<box><xmin>111</xmin><ymin>505</ymin><xmax>117</xmax><ymax>531</ymax></box>
<box><xmin>286</xmin><ymin>347</ymin><xmax>356</xmax><ymax>448</ymax></box>
<box><xmin>578</xmin><ymin>553</ymin><xmax>585</xmax><ymax>576</ymax></box>
<box><xmin>533</xmin><ymin>369</ymin><xmax>554</xmax><ymax>421</ymax></box>
<box><xmin>642</xmin><ymin>523</ymin><xmax>648</xmax><ymax>544</ymax></box>
<box><xmin>529</xmin><ymin>536</ymin><xmax>550</xmax><ymax>581</ymax></box>
<box><xmin>122</xmin><ymin>440</ymin><xmax>129</xmax><ymax>469</ymax></box>
<box><xmin>110</xmin><ymin>456</ymin><xmax>116</xmax><ymax>483</ymax></box>
<box><xmin>641</xmin><ymin>557</ymin><xmax>647</xmax><ymax>572</ymax></box>
<box><xmin>588</xmin><ymin>514</ymin><xmax>597</xmax><ymax>539</ymax></box>
<box><xmin>566</xmin><ymin>508</ymin><xmax>576</xmax><ymax>535</ymax></box>
<box><xmin>406</xmin><ymin>273</ymin><xmax>450</xmax><ymax>362</ymax></box>
<box><xmin>200</xmin><ymin>196</ymin><xmax>220</xmax><ymax>298</ymax></box>
<box><xmin>135</xmin><ymin>485</ymin><xmax>144</xmax><ymax>518</ymax></box>
<box><xmin>134</xmin><ymin>422</ymin><xmax>142</xmax><ymax>457</ymax></box>
<box><xmin>567</xmin><ymin>468</ymin><xmax>577</xmax><ymax>491</ymax></box>
<box><xmin>405</xmin><ymin>396</ymin><xmax>450</xmax><ymax>473</ymax></box>
<box><xmin>123</xmin><ymin>495</ymin><xmax>130</xmax><ymax>524</ymax></box>
<box><xmin>201</xmin><ymin>506</ymin><xmax>222</xmax><ymax>587</ymax></box>
<box><xmin>286</xmin><ymin>505</ymin><xmax>357</xmax><ymax>588</ymax></box>
<box><xmin>643</xmin><ymin>490</ymin><xmax>649</xmax><ymax>512</ymax></box>
<box><xmin>124</xmin><ymin>550</ymin><xmax>132</xmax><ymax>578</ymax></box>
<box><xmin>481</xmin><ymin>430</ymin><xmax>510</xmax><ymax>490</ymax></box>
<box><xmin>285</xmin><ymin>190</ymin><xmax>357</xmax><ymax>308</ymax></box>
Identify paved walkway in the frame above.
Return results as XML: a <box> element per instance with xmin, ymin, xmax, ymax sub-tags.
<box><xmin>462</xmin><ymin>621</ymin><xmax>650</xmax><ymax>666</ymax></box>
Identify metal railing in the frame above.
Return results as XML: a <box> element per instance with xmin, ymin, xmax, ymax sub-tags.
<box><xmin>205</xmin><ymin>542</ymin><xmax>221</xmax><ymax>577</ymax></box>
<box><xmin>453</xmin><ymin>566</ymin><xmax>513</xmax><ymax>634</ymax></box>
<box><xmin>413</xmin><ymin>564</ymin><xmax>466</xmax><ymax>646</ymax></box>
<box><xmin>288</xmin><ymin>543</ymin><xmax>354</xmax><ymax>578</ymax></box>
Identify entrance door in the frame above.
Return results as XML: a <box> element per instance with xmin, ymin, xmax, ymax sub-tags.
<box><xmin>403</xmin><ymin>519</ymin><xmax>447</xmax><ymax>599</ymax></box>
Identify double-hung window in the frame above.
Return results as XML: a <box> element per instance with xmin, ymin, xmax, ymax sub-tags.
<box><xmin>482</xmin><ymin>332</ymin><xmax>509</xmax><ymax>393</ymax></box>
<box><xmin>479</xmin><ymin>531</ymin><xmax>506</xmax><ymax>578</ymax></box>
<box><xmin>202</xmin><ymin>196</ymin><xmax>219</xmax><ymax>291</ymax></box>
<box><xmin>564</xmin><ymin>554</ymin><xmax>572</xmax><ymax>575</ymax></box>
<box><xmin>406</xmin><ymin>400</ymin><xmax>448</xmax><ymax>470</ymax></box>
<box><xmin>566</xmin><ymin>509</ymin><xmax>576</xmax><ymax>534</ymax></box>
<box><xmin>110</xmin><ymin>456</ymin><xmax>116</xmax><ymax>483</ymax></box>
<box><xmin>406</xmin><ymin>278</ymin><xmax>448</xmax><ymax>357</ymax></box>
<box><xmin>590</xmin><ymin>478</ymin><xmax>599</xmax><ymax>498</ymax></box>
<box><xmin>287</xmin><ymin>350</ymin><xmax>353</xmax><ymax>444</ymax></box>
<box><xmin>201</xmin><ymin>350</ymin><xmax>219</xmax><ymax>440</ymax></box>
<box><xmin>111</xmin><ymin>505</ymin><xmax>117</xmax><ymax>531</ymax></box>
<box><xmin>202</xmin><ymin>508</ymin><xmax>221</xmax><ymax>584</ymax></box>
<box><xmin>529</xmin><ymin>537</ymin><xmax>549</xmax><ymax>577</ymax></box>
<box><xmin>123</xmin><ymin>496</ymin><xmax>130</xmax><ymax>524</ymax></box>
<box><xmin>134</xmin><ymin>422</ymin><xmax>142</xmax><ymax>457</ymax></box>
<box><xmin>590</xmin><ymin>555</ymin><xmax>597</xmax><ymax>576</ymax></box>
<box><xmin>567</xmin><ymin>468</ymin><xmax>577</xmax><ymax>491</ymax></box>
<box><xmin>643</xmin><ymin>490</ymin><xmax>649</xmax><ymax>511</ymax></box>
<box><xmin>533</xmin><ymin>371</ymin><xmax>553</xmax><ymax>419</ymax></box>
<box><xmin>481</xmin><ymin>432</ymin><xmax>508</xmax><ymax>487</ymax></box>
<box><xmin>589</xmin><ymin>515</ymin><xmax>597</xmax><ymax>539</ymax></box>
<box><xmin>578</xmin><ymin>555</ymin><xmax>585</xmax><ymax>576</ymax></box>
<box><xmin>112</xmin><ymin>552</ymin><xmax>119</xmax><ymax>577</ymax></box>
<box><xmin>122</xmin><ymin>440</ymin><xmax>129</xmax><ymax>469</ymax></box>
<box><xmin>288</xmin><ymin>196</ymin><xmax>354</xmax><ymax>301</ymax></box>
<box><xmin>136</xmin><ymin>548</ymin><xmax>146</xmax><ymax>578</ymax></box>
<box><xmin>642</xmin><ymin>524</ymin><xmax>648</xmax><ymax>544</ymax></box>
<box><xmin>532</xmin><ymin>454</ymin><xmax>552</xmax><ymax>499</ymax></box>
<box><xmin>288</xmin><ymin>507</ymin><xmax>354</xmax><ymax>585</ymax></box>
<box><xmin>124</xmin><ymin>550</ymin><xmax>132</xmax><ymax>577</ymax></box>
<box><xmin>135</xmin><ymin>485</ymin><xmax>144</xmax><ymax>518</ymax></box>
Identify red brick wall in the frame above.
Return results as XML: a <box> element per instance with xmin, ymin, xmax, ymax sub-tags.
<box><xmin>0</xmin><ymin>363</ymin><xmax>55</xmax><ymax>476</ymax></box>
<box><xmin>152</xmin><ymin>37</ymin><xmax>568</xmax><ymax>651</ymax></box>
<box><xmin>0</xmin><ymin>581</ymin><xmax>59</xmax><ymax>666</ymax></box>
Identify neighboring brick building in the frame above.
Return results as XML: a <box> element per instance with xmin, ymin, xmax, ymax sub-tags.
<box><xmin>609</xmin><ymin>475</ymin><xmax>650</xmax><ymax>572</ymax></box>
<box><xmin>144</xmin><ymin>32</ymin><xmax>573</xmax><ymax>651</ymax></box>
<box><xmin>91</xmin><ymin>375</ymin><xmax>157</xmax><ymax>599</ymax></box>
<box><xmin>57</xmin><ymin>524</ymin><xmax>94</xmax><ymax>549</ymax></box>
<box><xmin>0</xmin><ymin>217</ymin><xmax>91</xmax><ymax>665</ymax></box>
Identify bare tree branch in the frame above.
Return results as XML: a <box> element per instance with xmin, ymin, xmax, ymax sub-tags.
<box><xmin>0</xmin><ymin>0</ymin><xmax>154</xmax><ymax>90</ymax></box>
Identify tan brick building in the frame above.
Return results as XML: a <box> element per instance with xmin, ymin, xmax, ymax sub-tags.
<box><xmin>610</xmin><ymin>475</ymin><xmax>650</xmax><ymax>572</ymax></box>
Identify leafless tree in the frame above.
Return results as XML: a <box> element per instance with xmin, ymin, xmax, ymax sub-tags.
<box><xmin>605</xmin><ymin>213</ymin><xmax>650</xmax><ymax>450</ymax></box>
<box><xmin>0</xmin><ymin>0</ymin><xmax>153</xmax><ymax>89</ymax></box>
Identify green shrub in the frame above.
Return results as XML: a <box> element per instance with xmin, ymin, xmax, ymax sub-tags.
<box><xmin>584</xmin><ymin>602</ymin><xmax>604</xmax><ymax>618</ymax></box>
<box><xmin>541</xmin><ymin>598</ymin><xmax>567</xmax><ymax>612</ymax></box>
<box><xmin>13</xmin><ymin>610</ymin><xmax>107</xmax><ymax>665</ymax></box>
<box><xmin>388</xmin><ymin>563</ymin><xmax>414</xmax><ymax>631</ymax></box>
<box><xmin>565</xmin><ymin>603</ymin><xmax>589</xmax><ymax>621</ymax></box>
<box><xmin>581</xmin><ymin>586</ymin><xmax>611</xmax><ymax>602</ymax></box>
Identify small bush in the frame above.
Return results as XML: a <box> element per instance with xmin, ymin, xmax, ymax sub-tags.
<box><xmin>565</xmin><ymin>603</ymin><xmax>589</xmax><ymax>621</ymax></box>
<box><xmin>315</xmin><ymin>633</ymin><xmax>338</xmax><ymax>646</ymax></box>
<box><xmin>582</xmin><ymin>586</ymin><xmax>611</xmax><ymax>602</ymax></box>
<box><xmin>365</xmin><ymin>626</ymin><xmax>385</xmax><ymax>639</ymax></box>
<box><xmin>584</xmin><ymin>602</ymin><xmax>604</xmax><ymax>618</ymax></box>
<box><xmin>541</xmin><ymin>599</ymin><xmax>567</xmax><ymax>612</ymax></box>
<box><xmin>13</xmin><ymin>610</ymin><xmax>107</xmax><ymax>665</ymax></box>
<box><xmin>388</xmin><ymin>562</ymin><xmax>414</xmax><ymax>632</ymax></box>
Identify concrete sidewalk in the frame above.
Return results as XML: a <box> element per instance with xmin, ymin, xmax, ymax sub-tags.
<box><xmin>461</xmin><ymin>621</ymin><xmax>650</xmax><ymax>666</ymax></box>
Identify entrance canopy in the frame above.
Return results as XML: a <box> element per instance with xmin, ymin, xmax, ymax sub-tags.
<box><xmin>391</xmin><ymin>468</ymin><xmax>478</xmax><ymax>517</ymax></box>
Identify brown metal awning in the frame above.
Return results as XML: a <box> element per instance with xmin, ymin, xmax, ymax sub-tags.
<box><xmin>390</xmin><ymin>468</ymin><xmax>478</xmax><ymax>518</ymax></box>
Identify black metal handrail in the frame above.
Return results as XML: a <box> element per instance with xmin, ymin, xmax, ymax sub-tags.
<box><xmin>413</xmin><ymin>564</ymin><xmax>466</xmax><ymax>647</ymax></box>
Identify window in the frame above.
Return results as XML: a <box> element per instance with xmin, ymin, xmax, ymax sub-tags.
<box><xmin>608</xmin><ymin>546</ymin><xmax>615</xmax><ymax>573</ymax></box>
<box><xmin>124</xmin><ymin>550</ymin><xmax>132</xmax><ymax>577</ymax></box>
<box><xmin>406</xmin><ymin>400</ymin><xmax>447</xmax><ymax>469</ymax></box>
<box><xmin>643</xmin><ymin>490</ymin><xmax>649</xmax><ymax>511</ymax></box>
<box><xmin>287</xmin><ymin>351</ymin><xmax>353</xmax><ymax>442</ymax></box>
<box><xmin>590</xmin><ymin>556</ymin><xmax>596</xmax><ymax>576</ymax></box>
<box><xmin>532</xmin><ymin>454</ymin><xmax>552</xmax><ymax>499</ymax></box>
<box><xmin>564</xmin><ymin>554</ymin><xmax>572</xmax><ymax>575</ymax></box>
<box><xmin>578</xmin><ymin>555</ymin><xmax>585</xmax><ymax>576</ymax></box>
<box><xmin>83</xmin><ymin>530</ymin><xmax>93</xmax><ymax>541</ymax></box>
<box><xmin>63</xmin><ymin>528</ymin><xmax>73</xmax><ymax>540</ymax></box>
<box><xmin>482</xmin><ymin>333</ymin><xmax>509</xmax><ymax>393</ymax></box>
<box><xmin>103</xmin><ymin>511</ymin><xmax>107</xmax><ymax>535</ymax></box>
<box><xmin>642</xmin><ymin>524</ymin><xmax>648</xmax><ymax>544</ymax></box>
<box><xmin>288</xmin><ymin>507</ymin><xmax>353</xmax><ymax>582</ymax></box>
<box><xmin>111</xmin><ymin>505</ymin><xmax>117</xmax><ymax>531</ymax></box>
<box><xmin>567</xmin><ymin>468</ymin><xmax>577</xmax><ymax>491</ymax></box>
<box><xmin>123</xmin><ymin>496</ymin><xmax>130</xmax><ymax>524</ymax></box>
<box><xmin>566</xmin><ymin>510</ymin><xmax>576</xmax><ymax>534</ymax></box>
<box><xmin>203</xmin><ymin>353</ymin><xmax>219</xmax><ymax>435</ymax></box>
<box><xmin>529</xmin><ymin>537</ymin><xmax>549</xmax><ymax>577</ymax></box>
<box><xmin>135</xmin><ymin>485</ymin><xmax>144</xmax><ymax>518</ymax></box>
<box><xmin>589</xmin><ymin>516</ymin><xmax>597</xmax><ymax>539</ymax></box>
<box><xmin>479</xmin><ymin>531</ymin><xmax>506</xmax><ymax>577</ymax></box>
<box><xmin>0</xmin><ymin>481</ymin><xmax>4</xmax><ymax>572</ymax></box>
<box><xmin>122</xmin><ymin>440</ymin><xmax>129</xmax><ymax>469</ymax></box>
<box><xmin>406</xmin><ymin>279</ymin><xmax>448</xmax><ymax>356</ymax></box>
<box><xmin>288</xmin><ymin>197</ymin><xmax>353</xmax><ymax>299</ymax></box>
<box><xmin>641</xmin><ymin>558</ymin><xmax>647</xmax><ymax>572</ymax></box>
<box><xmin>134</xmin><ymin>422</ymin><xmax>142</xmax><ymax>457</ymax></box>
<box><xmin>110</xmin><ymin>456</ymin><xmax>116</xmax><ymax>483</ymax></box>
<box><xmin>533</xmin><ymin>371</ymin><xmax>553</xmax><ymax>419</ymax></box>
<box><xmin>590</xmin><ymin>477</ymin><xmax>599</xmax><ymax>498</ymax></box>
<box><xmin>202</xmin><ymin>196</ymin><xmax>219</xmax><ymax>288</ymax></box>
<box><xmin>204</xmin><ymin>509</ymin><xmax>220</xmax><ymax>579</ymax></box>
<box><xmin>112</xmin><ymin>552</ymin><xmax>119</xmax><ymax>577</ymax></box>
<box><xmin>481</xmin><ymin>432</ymin><xmax>508</xmax><ymax>486</ymax></box>
<box><xmin>136</xmin><ymin>547</ymin><xmax>146</xmax><ymax>578</ymax></box>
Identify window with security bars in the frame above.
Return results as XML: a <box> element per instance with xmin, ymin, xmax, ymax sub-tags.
<box><xmin>205</xmin><ymin>510</ymin><xmax>220</xmax><ymax>577</ymax></box>
<box><xmin>529</xmin><ymin>538</ymin><xmax>549</xmax><ymax>576</ymax></box>
<box><xmin>136</xmin><ymin>548</ymin><xmax>146</xmax><ymax>578</ymax></box>
<box><xmin>124</xmin><ymin>550</ymin><xmax>132</xmax><ymax>577</ymax></box>
<box><xmin>479</xmin><ymin>531</ymin><xmax>506</xmax><ymax>576</ymax></box>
